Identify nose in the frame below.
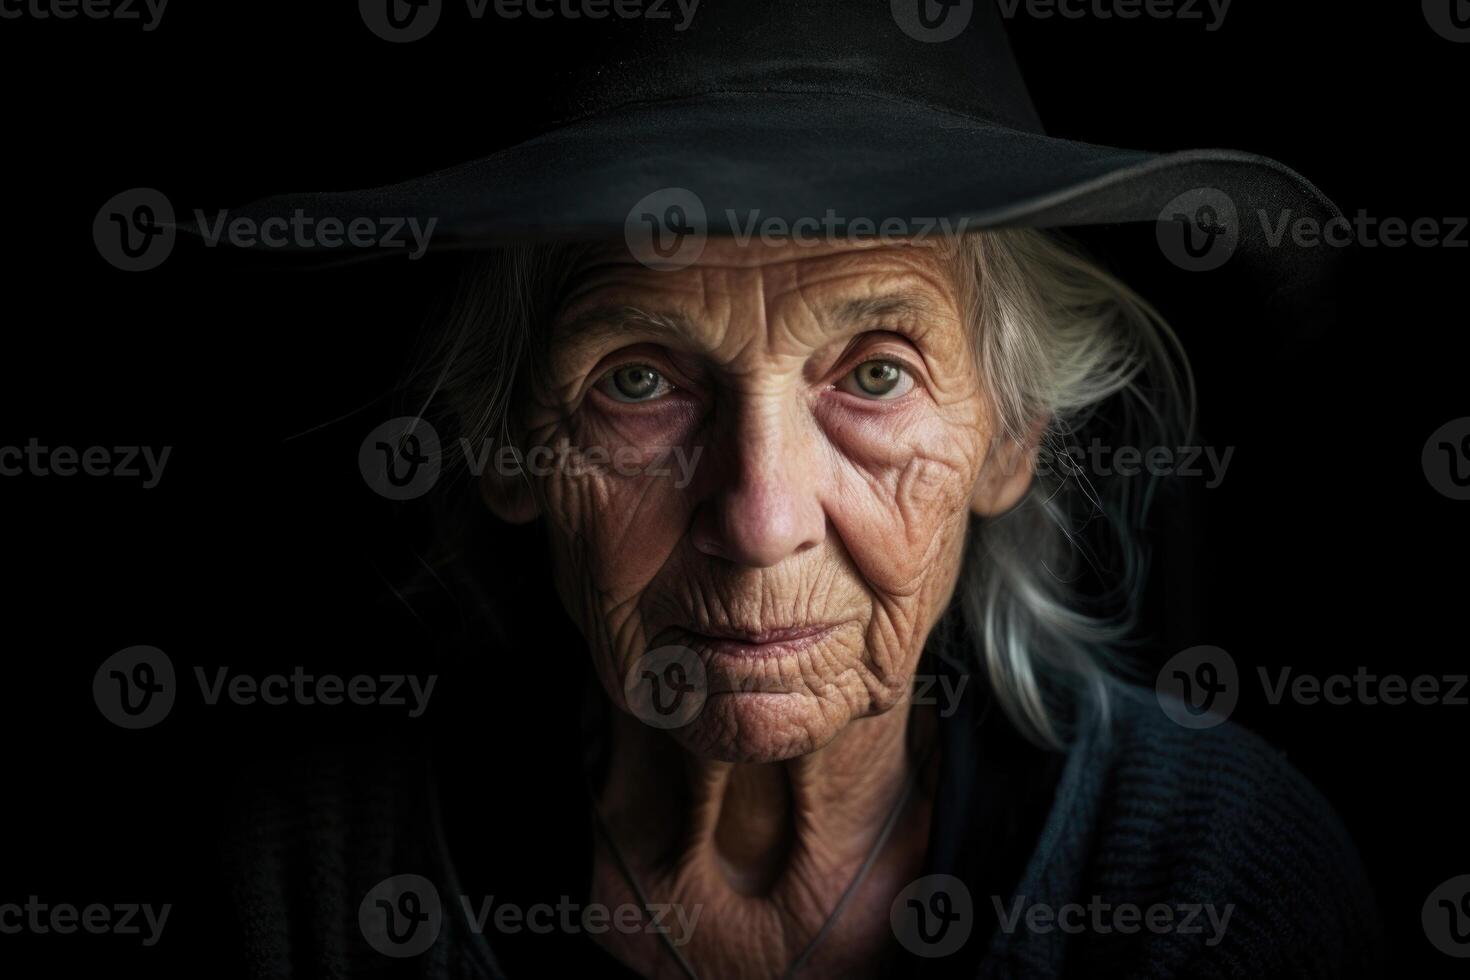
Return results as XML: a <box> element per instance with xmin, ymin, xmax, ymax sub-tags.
<box><xmin>690</xmin><ymin>398</ymin><xmax>827</xmax><ymax>567</ymax></box>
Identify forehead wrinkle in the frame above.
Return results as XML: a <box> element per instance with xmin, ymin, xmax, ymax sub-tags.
<box><xmin>695</xmin><ymin>261</ymin><xmax>773</xmax><ymax>367</ymax></box>
<box><xmin>767</xmin><ymin>269</ymin><xmax>963</xmax><ymax>356</ymax></box>
<box><xmin>781</xmin><ymin>253</ymin><xmax>957</xmax><ymax>314</ymax></box>
<box><xmin>552</xmin><ymin>250</ymin><xmax>966</xmax><ymax>369</ymax></box>
<box><xmin>830</xmin><ymin>292</ymin><xmax>945</xmax><ymax>329</ymax></box>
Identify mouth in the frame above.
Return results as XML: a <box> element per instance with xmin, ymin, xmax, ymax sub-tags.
<box><xmin>674</xmin><ymin>623</ymin><xmax>840</xmax><ymax>660</ymax></box>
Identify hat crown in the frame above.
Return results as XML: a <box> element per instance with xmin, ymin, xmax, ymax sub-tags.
<box><xmin>535</xmin><ymin>0</ymin><xmax>1044</xmax><ymax>134</ymax></box>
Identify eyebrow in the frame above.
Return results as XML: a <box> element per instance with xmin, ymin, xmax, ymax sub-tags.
<box><xmin>830</xmin><ymin>291</ymin><xmax>946</xmax><ymax>328</ymax></box>
<box><xmin>554</xmin><ymin>304</ymin><xmax>697</xmax><ymax>349</ymax></box>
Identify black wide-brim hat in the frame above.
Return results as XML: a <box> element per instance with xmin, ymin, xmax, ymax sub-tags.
<box><xmin>183</xmin><ymin>0</ymin><xmax>1344</xmax><ymax>335</ymax></box>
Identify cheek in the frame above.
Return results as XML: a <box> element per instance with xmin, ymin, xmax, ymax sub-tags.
<box><xmin>526</xmin><ymin>399</ymin><xmax>701</xmax><ymax>637</ymax></box>
<box><xmin>816</xmin><ymin>398</ymin><xmax>984</xmax><ymax>603</ymax></box>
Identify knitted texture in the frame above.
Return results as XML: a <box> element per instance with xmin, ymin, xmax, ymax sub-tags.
<box><xmin>979</xmin><ymin>686</ymin><xmax>1383</xmax><ymax>978</ymax></box>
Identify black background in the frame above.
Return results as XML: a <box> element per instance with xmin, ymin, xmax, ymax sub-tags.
<box><xmin>0</xmin><ymin>1</ymin><xmax>1465</xmax><ymax>976</ymax></box>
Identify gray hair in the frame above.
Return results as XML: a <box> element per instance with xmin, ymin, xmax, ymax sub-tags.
<box><xmin>408</xmin><ymin>230</ymin><xmax>1193</xmax><ymax>748</ymax></box>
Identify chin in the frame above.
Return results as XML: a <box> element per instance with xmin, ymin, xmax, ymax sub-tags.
<box><xmin>668</xmin><ymin>689</ymin><xmax>864</xmax><ymax>763</ymax></box>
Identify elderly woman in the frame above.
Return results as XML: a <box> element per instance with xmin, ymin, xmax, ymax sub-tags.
<box><xmin>215</xmin><ymin>3</ymin><xmax>1380</xmax><ymax>978</ymax></box>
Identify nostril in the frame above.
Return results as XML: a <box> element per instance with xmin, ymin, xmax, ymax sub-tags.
<box><xmin>691</xmin><ymin>477</ymin><xmax>825</xmax><ymax>568</ymax></box>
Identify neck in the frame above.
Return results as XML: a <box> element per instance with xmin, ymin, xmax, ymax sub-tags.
<box><xmin>589</xmin><ymin>697</ymin><xmax>939</xmax><ymax>978</ymax></box>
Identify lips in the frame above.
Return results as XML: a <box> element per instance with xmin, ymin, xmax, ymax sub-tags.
<box><xmin>675</xmin><ymin>623</ymin><xmax>840</xmax><ymax>659</ymax></box>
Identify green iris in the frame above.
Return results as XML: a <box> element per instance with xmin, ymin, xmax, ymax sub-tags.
<box><xmin>610</xmin><ymin>365</ymin><xmax>663</xmax><ymax>401</ymax></box>
<box><xmin>853</xmin><ymin>360</ymin><xmax>903</xmax><ymax>396</ymax></box>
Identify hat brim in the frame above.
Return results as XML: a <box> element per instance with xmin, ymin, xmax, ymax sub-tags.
<box><xmin>181</xmin><ymin>90</ymin><xmax>1344</xmax><ymax>332</ymax></box>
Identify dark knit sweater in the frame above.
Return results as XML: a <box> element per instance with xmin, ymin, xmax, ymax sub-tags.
<box><xmin>220</xmin><ymin>679</ymin><xmax>1383</xmax><ymax>979</ymax></box>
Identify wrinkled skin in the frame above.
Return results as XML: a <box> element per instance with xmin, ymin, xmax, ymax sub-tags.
<box><xmin>483</xmin><ymin>237</ymin><xmax>1036</xmax><ymax>978</ymax></box>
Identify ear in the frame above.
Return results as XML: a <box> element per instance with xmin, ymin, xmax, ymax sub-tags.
<box><xmin>971</xmin><ymin>416</ymin><xmax>1049</xmax><ymax>518</ymax></box>
<box><xmin>478</xmin><ymin>446</ymin><xmax>541</xmax><ymax>524</ymax></box>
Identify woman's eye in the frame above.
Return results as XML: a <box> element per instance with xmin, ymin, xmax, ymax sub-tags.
<box><xmin>598</xmin><ymin>364</ymin><xmax>672</xmax><ymax>403</ymax></box>
<box><xmin>838</xmin><ymin>359</ymin><xmax>914</xmax><ymax>400</ymax></box>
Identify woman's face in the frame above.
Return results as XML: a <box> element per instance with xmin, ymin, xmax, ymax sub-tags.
<box><xmin>490</xmin><ymin>238</ymin><xmax>1034</xmax><ymax>762</ymax></box>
